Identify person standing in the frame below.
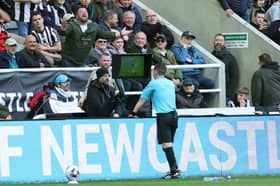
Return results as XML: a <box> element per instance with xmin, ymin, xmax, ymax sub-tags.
<box><xmin>219</xmin><ymin>0</ymin><xmax>253</xmax><ymax>22</ymax></box>
<box><xmin>212</xmin><ymin>33</ymin><xmax>239</xmax><ymax>99</ymax></box>
<box><xmin>251</xmin><ymin>53</ymin><xmax>280</xmax><ymax>107</ymax></box>
<box><xmin>129</xmin><ymin>63</ymin><xmax>180</xmax><ymax>179</ymax></box>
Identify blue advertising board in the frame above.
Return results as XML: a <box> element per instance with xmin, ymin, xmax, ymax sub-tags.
<box><xmin>0</xmin><ymin>115</ymin><xmax>279</xmax><ymax>183</ymax></box>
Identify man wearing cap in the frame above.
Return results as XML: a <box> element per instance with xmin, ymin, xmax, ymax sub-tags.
<box><xmin>84</xmin><ymin>67</ymin><xmax>122</xmax><ymax>117</ymax></box>
<box><xmin>0</xmin><ymin>37</ymin><xmax>19</xmax><ymax>68</ymax></box>
<box><xmin>176</xmin><ymin>78</ymin><xmax>206</xmax><ymax>108</ymax></box>
<box><xmin>44</xmin><ymin>74</ymin><xmax>84</xmax><ymax>114</ymax></box>
<box><xmin>152</xmin><ymin>34</ymin><xmax>182</xmax><ymax>87</ymax></box>
<box><xmin>171</xmin><ymin>31</ymin><xmax>215</xmax><ymax>101</ymax></box>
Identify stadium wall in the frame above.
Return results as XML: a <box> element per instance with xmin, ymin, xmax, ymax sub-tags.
<box><xmin>0</xmin><ymin>116</ymin><xmax>280</xmax><ymax>183</ymax></box>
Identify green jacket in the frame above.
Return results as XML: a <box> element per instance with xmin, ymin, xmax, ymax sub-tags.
<box><xmin>152</xmin><ymin>48</ymin><xmax>182</xmax><ymax>80</ymax></box>
<box><xmin>59</xmin><ymin>20</ymin><xmax>115</xmax><ymax>64</ymax></box>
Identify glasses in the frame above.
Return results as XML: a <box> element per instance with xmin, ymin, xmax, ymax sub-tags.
<box><xmin>97</xmin><ymin>40</ymin><xmax>107</xmax><ymax>43</ymax></box>
<box><xmin>146</xmin><ymin>15</ymin><xmax>156</xmax><ymax>18</ymax></box>
<box><xmin>156</xmin><ymin>39</ymin><xmax>165</xmax><ymax>43</ymax></box>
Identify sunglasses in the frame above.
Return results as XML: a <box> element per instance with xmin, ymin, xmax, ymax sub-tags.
<box><xmin>156</xmin><ymin>39</ymin><xmax>166</xmax><ymax>43</ymax></box>
<box><xmin>97</xmin><ymin>40</ymin><xmax>107</xmax><ymax>43</ymax></box>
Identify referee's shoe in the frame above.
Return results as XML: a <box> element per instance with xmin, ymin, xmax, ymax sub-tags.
<box><xmin>161</xmin><ymin>169</ymin><xmax>181</xmax><ymax>179</ymax></box>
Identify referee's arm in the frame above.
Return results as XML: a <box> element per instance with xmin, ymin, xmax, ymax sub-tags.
<box><xmin>132</xmin><ymin>98</ymin><xmax>146</xmax><ymax>114</ymax></box>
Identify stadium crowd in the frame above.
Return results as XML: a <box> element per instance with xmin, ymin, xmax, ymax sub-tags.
<box><xmin>0</xmin><ymin>0</ymin><xmax>279</xmax><ymax>118</ymax></box>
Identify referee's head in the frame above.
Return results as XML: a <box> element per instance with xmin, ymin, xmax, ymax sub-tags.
<box><xmin>154</xmin><ymin>63</ymin><xmax>167</xmax><ymax>78</ymax></box>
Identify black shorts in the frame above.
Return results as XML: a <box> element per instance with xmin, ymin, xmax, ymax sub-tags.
<box><xmin>156</xmin><ymin>111</ymin><xmax>178</xmax><ymax>144</ymax></box>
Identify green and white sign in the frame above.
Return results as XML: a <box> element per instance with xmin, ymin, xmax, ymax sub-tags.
<box><xmin>223</xmin><ymin>32</ymin><xmax>248</xmax><ymax>48</ymax></box>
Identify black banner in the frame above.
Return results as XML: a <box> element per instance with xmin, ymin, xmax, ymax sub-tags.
<box><xmin>0</xmin><ymin>69</ymin><xmax>92</xmax><ymax>119</ymax></box>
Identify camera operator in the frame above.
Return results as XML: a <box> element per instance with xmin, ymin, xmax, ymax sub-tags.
<box><xmin>83</xmin><ymin>67</ymin><xmax>122</xmax><ymax>117</ymax></box>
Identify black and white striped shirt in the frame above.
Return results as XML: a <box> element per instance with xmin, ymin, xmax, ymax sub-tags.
<box><xmin>31</xmin><ymin>26</ymin><xmax>60</xmax><ymax>47</ymax></box>
<box><xmin>14</xmin><ymin>2</ymin><xmax>34</xmax><ymax>22</ymax></box>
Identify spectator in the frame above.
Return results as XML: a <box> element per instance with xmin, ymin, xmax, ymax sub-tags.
<box><xmin>0</xmin><ymin>23</ymin><xmax>8</xmax><ymax>52</ymax></box>
<box><xmin>84</xmin><ymin>37</ymin><xmax>111</xmax><ymax>66</ymax></box>
<box><xmin>265</xmin><ymin>0</ymin><xmax>280</xmax><ymax>45</ymax></box>
<box><xmin>251</xmin><ymin>9</ymin><xmax>268</xmax><ymax>33</ymax></box>
<box><xmin>0</xmin><ymin>7</ymin><xmax>12</xmax><ymax>23</ymax></box>
<box><xmin>219</xmin><ymin>0</ymin><xmax>253</xmax><ymax>22</ymax></box>
<box><xmin>116</xmin><ymin>0</ymin><xmax>142</xmax><ymax>31</ymax></box>
<box><xmin>33</xmin><ymin>0</ymin><xmax>57</xmax><ymax>28</ymax></box>
<box><xmin>141</xmin><ymin>10</ymin><xmax>174</xmax><ymax>49</ymax></box>
<box><xmin>152</xmin><ymin>34</ymin><xmax>182</xmax><ymax>87</ymax></box>
<box><xmin>99</xmin><ymin>10</ymin><xmax>121</xmax><ymax>32</ymax></box>
<box><xmin>50</xmin><ymin>0</ymin><xmax>74</xmax><ymax>27</ymax></box>
<box><xmin>0</xmin><ymin>0</ymin><xmax>14</xmax><ymax>23</ymax></box>
<box><xmin>109</xmin><ymin>36</ymin><xmax>126</xmax><ymax>54</ymax></box>
<box><xmin>17</xmin><ymin>35</ymin><xmax>51</xmax><ymax>68</ymax></box>
<box><xmin>14</xmin><ymin>0</ymin><xmax>37</xmax><ymax>37</ymax></box>
<box><xmin>227</xmin><ymin>87</ymin><xmax>251</xmax><ymax>107</ymax></box>
<box><xmin>0</xmin><ymin>104</ymin><xmax>12</xmax><ymax>120</ymax></box>
<box><xmin>31</xmin><ymin>11</ymin><xmax>62</xmax><ymax>66</ymax></box>
<box><xmin>212</xmin><ymin>33</ymin><xmax>239</xmax><ymax>99</ymax></box>
<box><xmin>265</xmin><ymin>0</ymin><xmax>280</xmax><ymax>25</ymax></box>
<box><xmin>121</xmin><ymin>11</ymin><xmax>139</xmax><ymax>47</ymax></box>
<box><xmin>126</xmin><ymin>31</ymin><xmax>152</xmax><ymax>54</ymax></box>
<box><xmin>58</xmin><ymin>7</ymin><xmax>130</xmax><ymax>67</ymax></box>
<box><xmin>83</xmin><ymin>67</ymin><xmax>122</xmax><ymax>117</ymax></box>
<box><xmin>72</xmin><ymin>0</ymin><xmax>95</xmax><ymax>22</ymax></box>
<box><xmin>171</xmin><ymin>31</ymin><xmax>215</xmax><ymax>99</ymax></box>
<box><xmin>250</xmin><ymin>0</ymin><xmax>267</xmax><ymax>23</ymax></box>
<box><xmin>251</xmin><ymin>53</ymin><xmax>280</xmax><ymax>106</ymax></box>
<box><xmin>44</xmin><ymin>74</ymin><xmax>84</xmax><ymax>114</ymax></box>
<box><xmin>93</xmin><ymin>0</ymin><xmax>121</xmax><ymax>24</ymax></box>
<box><xmin>176</xmin><ymin>78</ymin><xmax>206</xmax><ymax>108</ymax></box>
<box><xmin>0</xmin><ymin>38</ymin><xmax>19</xmax><ymax>68</ymax></box>
<box><xmin>79</xmin><ymin>53</ymin><xmax>119</xmax><ymax>109</ymax></box>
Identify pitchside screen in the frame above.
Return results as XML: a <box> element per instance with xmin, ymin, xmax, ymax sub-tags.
<box><xmin>112</xmin><ymin>53</ymin><xmax>152</xmax><ymax>79</ymax></box>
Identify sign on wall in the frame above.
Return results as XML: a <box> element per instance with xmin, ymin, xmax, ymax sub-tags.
<box><xmin>223</xmin><ymin>32</ymin><xmax>248</xmax><ymax>48</ymax></box>
<box><xmin>0</xmin><ymin>116</ymin><xmax>279</xmax><ymax>183</ymax></box>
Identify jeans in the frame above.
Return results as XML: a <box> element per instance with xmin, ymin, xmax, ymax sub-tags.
<box><xmin>16</xmin><ymin>21</ymin><xmax>29</xmax><ymax>37</ymax></box>
<box><xmin>60</xmin><ymin>58</ymin><xmax>86</xmax><ymax>67</ymax></box>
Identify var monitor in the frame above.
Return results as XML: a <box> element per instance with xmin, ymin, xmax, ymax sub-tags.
<box><xmin>112</xmin><ymin>53</ymin><xmax>152</xmax><ymax>79</ymax></box>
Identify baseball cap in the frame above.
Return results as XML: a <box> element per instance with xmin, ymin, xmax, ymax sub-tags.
<box><xmin>183</xmin><ymin>78</ymin><xmax>194</xmax><ymax>86</ymax></box>
<box><xmin>5</xmin><ymin>38</ymin><xmax>17</xmax><ymax>46</ymax></box>
<box><xmin>154</xmin><ymin>34</ymin><xmax>166</xmax><ymax>41</ymax></box>
<box><xmin>55</xmin><ymin>74</ymin><xmax>71</xmax><ymax>84</ymax></box>
<box><xmin>181</xmin><ymin>31</ymin><xmax>196</xmax><ymax>39</ymax></box>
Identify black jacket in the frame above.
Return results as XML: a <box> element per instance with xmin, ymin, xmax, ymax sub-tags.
<box><xmin>251</xmin><ymin>62</ymin><xmax>280</xmax><ymax>106</ymax></box>
<box><xmin>85</xmin><ymin>79</ymin><xmax>121</xmax><ymax>117</ymax></box>
<box><xmin>212</xmin><ymin>48</ymin><xmax>239</xmax><ymax>98</ymax></box>
<box><xmin>176</xmin><ymin>88</ymin><xmax>206</xmax><ymax>108</ymax></box>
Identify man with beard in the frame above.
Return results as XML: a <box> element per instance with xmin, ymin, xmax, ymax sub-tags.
<box><xmin>212</xmin><ymin>33</ymin><xmax>239</xmax><ymax>99</ymax></box>
<box><xmin>59</xmin><ymin>7</ymin><xmax>131</xmax><ymax>67</ymax></box>
<box><xmin>84</xmin><ymin>67</ymin><xmax>122</xmax><ymax>117</ymax></box>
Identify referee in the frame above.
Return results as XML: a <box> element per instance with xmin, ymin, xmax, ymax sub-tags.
<box><xmin>129</xmin><ymin>63</ymin><xmax>180</xmax><ymax>179</ymax></box>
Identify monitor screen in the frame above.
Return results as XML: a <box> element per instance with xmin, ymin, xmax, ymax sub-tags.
<box><xmin>112</xmin><ymin>53</ymin><xmax>152</xmax><ymax>79</ymax></box>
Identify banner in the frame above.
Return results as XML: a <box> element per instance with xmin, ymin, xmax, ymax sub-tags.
<box><xmin>0</xmin><ymin>116</ymin><xmax>279</xmax><ymax>183</ymax></box>
<box><xmin>0</xmin><ymin>69</ymin><xmax>92</xmax><ymax>119</ymax></box>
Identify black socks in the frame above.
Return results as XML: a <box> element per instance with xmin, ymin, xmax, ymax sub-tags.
<box><xmin>163</xmin><ymin>147</ymin><xmax>177</xmax><ymax>174</ymax></box>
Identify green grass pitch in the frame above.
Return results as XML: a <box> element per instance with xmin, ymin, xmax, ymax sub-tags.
<box><xmin>1</xmin><ymin>176</ymin><xmax>280</xmax><ymax>186</ymax></box>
